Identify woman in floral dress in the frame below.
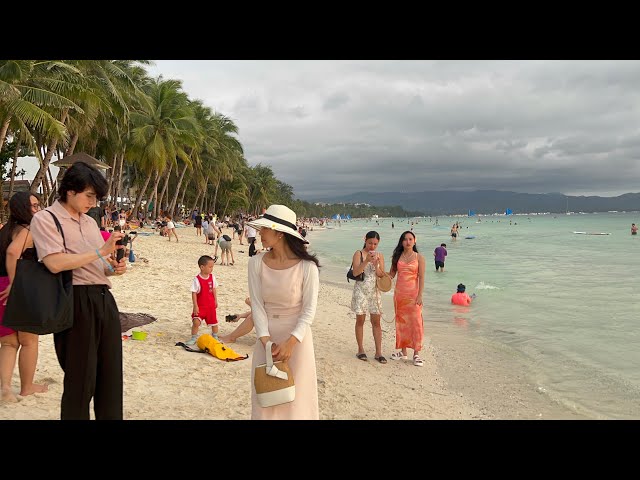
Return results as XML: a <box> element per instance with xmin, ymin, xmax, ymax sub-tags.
<box><xmin>350</xmin><ymin>231</ymin><xmax>387</xmax><ymax>364</ymax></box>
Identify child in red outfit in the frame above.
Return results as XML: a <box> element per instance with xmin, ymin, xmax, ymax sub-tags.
<box><xmin>186</xmin><ymin>255</ymin><xmax>219</xmax><ymax>345</ymax></box>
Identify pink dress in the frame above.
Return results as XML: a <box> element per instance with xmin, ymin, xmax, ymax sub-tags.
<box><xmin>250</xmin><ymin>260</ymin><xmax>319</xmax><ymax>420</ymax></box>
<box><xmin>393</xmin><ymin>257</ymin><xmax>423</xmax><ymax>351</ymax></box>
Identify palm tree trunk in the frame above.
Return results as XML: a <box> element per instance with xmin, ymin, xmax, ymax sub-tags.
<box><xmin>106</xmin><ymin>152</ymin><xmax>118</xmax><ymax>202</ymax></box>
<box><xmin>65</xmin><ymin>133</ymin><xmax>79</xmax><ymax>156</ymax></box>
<box><xmin>115</xmin><ymin>152</ymin><xmax>126</xmax><ymax>207</ymax></box>
<box><xmin>157</xmin><ymin>162</ymin><xmax>173</xmax><ymax>216</ymax></box>
<box><xmin>131</xmin><ymin>169</ymin><xmax>154</xmax><ymax>219</ymax></box>
<box><xmin>150</xmin><ymin>171</ymin><xmax>162</xmax><ymax>218</ymax></box>
<box><xmin>177</xmin><ymin>179</ymin><xmax>189</xmax><ymax>220</ymax></box>
<box><xmin>0</xmin><ymin>117</ymin><xmax>11</xmax><ymax>152</ymax></box>
<box><xmin>212</xmin><ymin>178</ymin><xmax>221</xmax><ymax>214</ymax></box>
<box><xmin>30</xmin><ymin>109</ymin><xmax>68</xmax><ymax>194</ymax></box>
<box><xmin>168</xmin><ymin>162</ymin><xmax>189</xmax><ymax>217</ymax></box>
<box><xmin>191</xmin><ymin>191</ymin><xmax>202</xmax><ymax>217</ymax></box>
<box><xmin>45</xmin><ymin>167</ymin><xmax>56</xmax><ymax>205</ymax></box>
<box><xmin>8</xmin><ymin>138</ymin><xmax>20</xmax><ymax>201</ymax></box>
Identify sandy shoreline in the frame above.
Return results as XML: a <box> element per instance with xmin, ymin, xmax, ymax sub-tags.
<box><xmin>0</xmin><ymin>224</ymin><xmax>586</xmax><ymax>420</ymax></box>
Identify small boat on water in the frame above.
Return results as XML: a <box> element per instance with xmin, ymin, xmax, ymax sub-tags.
<box><xmin>573</xmin><ymin>231</ymin><xmax>611</xmax><ymax>235</ymax></box>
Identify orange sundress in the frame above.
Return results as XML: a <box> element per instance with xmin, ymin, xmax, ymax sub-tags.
<box><xmin>394</xmin><ymin>257</ymin><xmax>423</xmax><ymax>351</ymax></box>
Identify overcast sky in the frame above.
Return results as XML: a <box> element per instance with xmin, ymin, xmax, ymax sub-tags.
<box><xmin>20</xmin><ymin>60</ymin><xmax>640</xmax><ymax>198</ymax></box>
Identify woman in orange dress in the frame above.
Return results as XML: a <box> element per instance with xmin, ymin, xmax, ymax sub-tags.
<box><xmin>388</xmin><ymin>231</ymin><xmax>426</xmax><ymax>366</ymax></box>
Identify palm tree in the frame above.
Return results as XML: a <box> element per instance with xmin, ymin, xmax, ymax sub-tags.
<box><xmin>128</xmin><ymin>76</ymin><xmax>198</xmax><ymax>218</ymax></box>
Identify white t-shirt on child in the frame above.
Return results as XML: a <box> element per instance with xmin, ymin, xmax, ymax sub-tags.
<box><xmin>190</xmin><ymin>273</ymin><xmax>219</xmax><ymax>293</ymax></box>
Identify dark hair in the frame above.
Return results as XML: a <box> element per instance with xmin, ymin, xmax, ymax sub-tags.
<box><xmin>198</xmin><ymin>255</ymin><xmax>214</xmax><ymax>267</ymax></box>
<box><xmin>361</xmin><ymin>231</ymin><xmax>380</xmax><ymax>249</ymax></box>
<box><xmin>457</xmin><ymin>283</ymin><xmax>466</xmax><ymax>292</ymax></box>
<box><xmin>441</xmin><ymin>243</ymin><xmax>447</xmax><ymax>247</ymax></box>
<box><xmin>0</xmin><ymin>192</ymin><xmax>40</xmax><ymax>264</ymax></box>
<box><xmin>391</xmin><ymin>231</ymin><xmax>418</xmax><ymax>272</ymax></box>
<box><xmin>58</xmin><ymin>161</ymin><xmax>108</xmax><ymax>202</ymax></box>
<box><xmin>283</xmin><ymin>233</ymin><xmax>321</xmax><ymax>268</ymax></box>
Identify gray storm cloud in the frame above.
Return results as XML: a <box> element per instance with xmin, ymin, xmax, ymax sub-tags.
<box><xmin>149</xmin><ymin>60</ymin><xmax>640</xmax><ymax>199</ymax></box>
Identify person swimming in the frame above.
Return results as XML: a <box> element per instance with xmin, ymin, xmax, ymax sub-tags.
<box><xmin>451</xmin><ymin>283</ymin><xmax>475</xmax><ymax>306</ymax></box>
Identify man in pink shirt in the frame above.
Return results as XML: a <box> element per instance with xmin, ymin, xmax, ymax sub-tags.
<box><xmin>30</xmin><ymin>161</ymin><xmax>127</xmax><ymax>420</ymax></box>
<box><xmin>451</xmin><ymin>283</ymin><xmax>475</xmax><ymax>306</ymax></box>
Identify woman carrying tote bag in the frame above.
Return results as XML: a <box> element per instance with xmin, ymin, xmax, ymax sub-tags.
<box><xmin>0</xmin><ymin>192</ymin><xmax>48</xmax><ymax>402</ymax></box>
<box><xmin>30</xmin><ymin>161</ymin><xmax>128</xmax><ymax>420</ymax></box>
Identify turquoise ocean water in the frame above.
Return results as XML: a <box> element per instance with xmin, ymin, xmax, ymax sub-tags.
<box><xmin>306</xmin><ymin>212</ymin><xmax>640</xmax><ymax>419</ymax></box>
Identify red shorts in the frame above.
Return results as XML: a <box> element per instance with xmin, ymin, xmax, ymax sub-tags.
<box><xmin>192</xmin><ymin>305</ymin><xmax>218</xmax><ymax>325</ymax></box>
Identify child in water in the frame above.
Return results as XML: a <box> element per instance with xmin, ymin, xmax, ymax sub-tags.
<box><xmin>451</xmin><ymin>283</ymin><xmax>476</xmax><ymax>306</ymax></box>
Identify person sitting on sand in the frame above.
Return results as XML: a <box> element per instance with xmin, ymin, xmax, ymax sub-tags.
<box><xmin>219</xmin><ymin>297</ymin><xmax>254</xmax><ymax>344</ymax></box>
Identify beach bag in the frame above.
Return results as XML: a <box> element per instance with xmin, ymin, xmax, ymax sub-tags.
<box><xmin>3</xmin><ymin>211</ymin><xmax>74</xmax><ymax>335</ymax></box>
<box><xmin>346</xmin><ymin>251</ymin><xmax>365</xmax><ymax>282</ymax></box>
<box><xmin>254</xmin><ymin>340</ymin><xmax>295</xmax><ymax>408</ymax></box>
<box><xmin>197</xmin><ymin>334</ymin><xmax>248</xmax><ymax>361</ymax></box>
<box><xmin>222</xmin><ymin>234</ymin><xmax>232</xmax><ymax>242</ymax></box>
<box><xmin>376</xmin><ymin>273</ymin><xmax>393</xmax><ymax>292</ymax></box>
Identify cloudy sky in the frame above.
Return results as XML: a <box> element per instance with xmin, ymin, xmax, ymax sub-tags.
<box><xmin>21</xmin><ymin>60</ymin><xmax>640</xmax><ymax>199</ymax></box>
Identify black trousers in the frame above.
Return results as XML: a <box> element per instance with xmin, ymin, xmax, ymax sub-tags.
<box><xmin>54</xmin><ymin>285</ymin><xmax>123</xmax><ymax>420</ymax></box>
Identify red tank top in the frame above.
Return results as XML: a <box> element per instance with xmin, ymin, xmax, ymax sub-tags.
<box><xmin>195</xmin><ymin>274</ymin><xmax>216</xmax><ymax>309</ymax></box>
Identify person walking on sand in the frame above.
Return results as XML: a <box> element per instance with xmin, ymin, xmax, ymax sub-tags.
<box><xmin>434</xmin><ymin>242</ymin><xmax>447</xmax><ymax>272</ymax></box>
<box><xmin>185</xmin><ymin>255</ymin><xmax>219</xmax><ymax>345</ymax></box>
<box><xmin>246</xmin><ymin>204</ymin><xmax>320</xmax><ymax>420</ymax></box>
<box><xmin>388</xmin><ymin>231</ymin><xmax>426</xmax><ymax>367</ymax></box>
<box><xmin>165</xmin><ymin>215</ymin><xmax>178</xmax><ymax>242</ymax></box>
<box><xmin>350</xmin><ymin>231</ymin><xmax>387</xmax><ymax>364</ymax></box>
<box><xmin>30</xmin><ymin>161</ymin><xmax>128</xmax><ymax>420</ymax></box>
<box><xmin>0</xmin><ymin>192</ymin><xmax>49</xmax><ymax>402</ymax></box>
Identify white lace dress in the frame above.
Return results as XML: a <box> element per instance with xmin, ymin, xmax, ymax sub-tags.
<box><xmin>350</xmin><ymin>258</ymin><xmax>382</xmax><ymax>315</ymax></box>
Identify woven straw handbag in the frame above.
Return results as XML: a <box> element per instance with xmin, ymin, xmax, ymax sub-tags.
<box><xmin>376</xmin><ymin>273</ymin><xmax>393</xmax><ymax>292</ymax></box>
<box><xmin>254</xmin><ymin>340</ymin><xmax>295</xmax><ymax>407</ymax></box>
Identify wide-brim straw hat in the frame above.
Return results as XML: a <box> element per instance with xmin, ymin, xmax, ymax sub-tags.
<box><xmin>247</xmin><ymin>205</ymin><xmax>308</xmax><ymax>243</ymax></box>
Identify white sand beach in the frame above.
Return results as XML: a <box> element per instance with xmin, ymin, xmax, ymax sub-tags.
<box><xmin>0</xmin><ymin>225</ymin><xmax>586</xmax><ymax>420</ymax></box>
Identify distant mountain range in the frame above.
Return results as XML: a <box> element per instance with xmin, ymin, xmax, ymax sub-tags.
<box><xmin>303</xmin><ymin>190</ymin><xmax>640</xmax><ymax>215</ymax></box>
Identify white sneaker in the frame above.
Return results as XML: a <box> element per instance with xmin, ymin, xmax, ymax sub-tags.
<box><xmin>413</xmin><ymin>355</ymin><xmax>424</xmax><ymax>367</ymax></box>
<box><xmin>185</xmin><ymin>336</ymin><xmax>198</xmax><ymax>346</ymax></box>
<box><xmin>390</xmin><ymin>351</ymin><xmax>407</xmax><ymax>360</ymax></box>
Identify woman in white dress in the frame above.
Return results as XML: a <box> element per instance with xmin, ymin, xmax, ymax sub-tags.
<box><xmin>247</xmin><ymin>205</ymin><xmax>320</xmax><ymax>420</ymax></box>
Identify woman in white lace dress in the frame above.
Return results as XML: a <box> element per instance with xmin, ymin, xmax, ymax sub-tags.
<box><xmin>350</xmin><ymin>231</ymin><xmax>387</xmax><ymax>363</ymax></box>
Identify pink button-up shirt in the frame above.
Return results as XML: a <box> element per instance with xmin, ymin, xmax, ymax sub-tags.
<box><xmin>30</xmin><ymin>200</ymin><xmax>112</xmax><ymax>288</ymax></box>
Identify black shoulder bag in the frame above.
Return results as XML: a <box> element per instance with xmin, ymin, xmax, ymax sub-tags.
<box><xmin>3</xmin><ymin>211</ymin><xmax>74</xmax><ymax>335</ymax></box>
<box><xmin>346</xmin><ymin>251</ymin><xmax>365</xmax><ymax>282</ymax></box>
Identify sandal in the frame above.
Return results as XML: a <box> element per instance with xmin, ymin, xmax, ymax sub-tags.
<box><xmin>374</xmin><ymin>356</ymin><xmax>387</xmax><ymax>364</ymax></box>
<box><xmin>413</xmin><ymin>354</ymin><xmax>424</xmax><ymax>367</ymax></box>
<box><xmin>390</xmin><ymin>351</ymin><xmax>407</xmax><ymax>360</ymax></box>
<box><xmin>225</xmin><ymin>314</ymin><xmax>238</xmax><ymax>322</ymax></box>
<box><xmin>356</xmin><ymin>353</ymin><xmax>368</xmax><ymax>361</ymax></box>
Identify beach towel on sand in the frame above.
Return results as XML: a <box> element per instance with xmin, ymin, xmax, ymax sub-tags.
<box><xmin>175</xmin><ymin>334</ymin><xmax>248</xmax><ymax>362</ymax></box>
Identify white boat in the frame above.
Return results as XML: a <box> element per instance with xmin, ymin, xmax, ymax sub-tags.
<box><xmin>573</xmin><ymin>231</ymin><xmax>611</xmax><ymax>235</ymax></box>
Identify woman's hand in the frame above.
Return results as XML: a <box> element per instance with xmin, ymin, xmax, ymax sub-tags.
<box><xmin>272</xmin><ymin>336</ymin><xmax>297</xmax><ymax>362</ymax></box>
<box><xmin>0</xmin><ymin>283</ymin><xmax>11</xmax><ymax>305</ymax></box>
<box><xmin>415</xmin><ymin>295</ymin><xmax>423</xmax><ymax>306</ymax></box>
